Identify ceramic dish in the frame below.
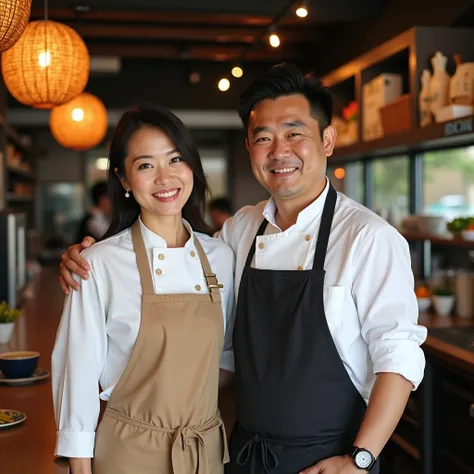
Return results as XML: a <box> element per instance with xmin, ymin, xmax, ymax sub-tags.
<box><xmin>0</xmin><ymin>368</ymin><xmax>50</xmax><ymax>385</ymax></box>
<box><xmin>0</xmin><ymin>409</ymin><xmax>26</xmax><ymax>429</ymax></box>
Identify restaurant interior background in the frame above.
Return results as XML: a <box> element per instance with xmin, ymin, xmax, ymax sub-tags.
<box><xmin>1</xmin><ymin>0</ymin><xmax>474</xmax><ymax>473</ymax></box>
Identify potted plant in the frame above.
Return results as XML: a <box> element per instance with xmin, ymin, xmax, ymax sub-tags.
<box><xmin>432</xmin><ymin>287</ymin><xmax>455</xmax><ymax>317</ymax></box>
<box><xmin>0</xmin><ymin>301</ymin><xmax>21</xmax><ymax>344</ymax></box>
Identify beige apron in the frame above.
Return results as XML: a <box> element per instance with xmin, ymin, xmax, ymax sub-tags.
<box><xmin>93</xmin><ymin>220</ymin><xmax>229</xmax><ymax>474</ymax></box>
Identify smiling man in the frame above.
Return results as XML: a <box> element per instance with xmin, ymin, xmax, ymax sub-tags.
<box><xmin>58</xmin><ymin>64</ymin><xmax>427</xmax><ymax>474</ymax></box>
<box><xmin>218</xmin><ymin>64</ymin><xmax>427</xmax><ymax>474</ymax></box>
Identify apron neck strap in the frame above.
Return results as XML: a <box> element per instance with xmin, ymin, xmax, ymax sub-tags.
<box><xmin>312</xmin><ymin>184</ymin><xmax>337</xmax><ymax>271</ymax></box>
<box><xmin>131</xmin><ymin>220</ymin><xmax>155</xmax><ymax>295</ymax></box>
<box><xmin>245</xmin><ymin>184</ymin><xmax>337</xmax><ymax>271</ymax></box>
<box><xmin>193</xmin><ymin>236</ymin><xmax>222</xmax><ymax>303</ymax></box>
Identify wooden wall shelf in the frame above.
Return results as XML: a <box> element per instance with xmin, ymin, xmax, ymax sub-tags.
<box><xmin>323</xmin><ymin>26</ymin><xmax>474</xmax><ymax>163</ymax></box>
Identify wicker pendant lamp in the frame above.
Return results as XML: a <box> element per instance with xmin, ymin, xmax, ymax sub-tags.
<box><xmin>1</xmin><ymin>20</ymin><xmax>89</xmax><ymax>108</ymax></box>
<box><xmin>50</xmin><ymin>92</ymin><xmax>108</xmax><ymax>151</ymax></box>
<box><xmin>0</xmin><ymin>0</ymin><xmax>32</xmax><ymax>52</ymax></box>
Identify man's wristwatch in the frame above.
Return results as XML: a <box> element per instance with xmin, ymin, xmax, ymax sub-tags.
<box><xmin>349</xmin><ymin>446</ymin><xmax>376</xmax><ymax>470</ymax></box>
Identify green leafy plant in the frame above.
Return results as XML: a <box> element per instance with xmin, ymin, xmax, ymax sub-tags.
<box><xmin>0</xmin><ymin>301</ymin><xmax>21</xmax><ymax>323</ymax></box>
<box><xmin>447</xmin><ymin>217</ymin><xmax>474</xmax><ymax>234</ymax></box>
<box><xmin>432</xmin><ymin>287</ymin><xmax>455</xmax><ymax>297</ymax></box>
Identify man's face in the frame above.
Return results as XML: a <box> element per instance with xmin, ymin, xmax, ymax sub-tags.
<box><xmin>246</xmin><ymin>94</ymin><xmax>336</xmax><ymax>203</ymax></box>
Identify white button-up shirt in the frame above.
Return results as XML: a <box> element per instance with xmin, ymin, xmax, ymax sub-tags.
<box><xmin>52</xmin><ymin>218</ymin><xmax>235</xmax><ymax>458</ymax></box>
<box><xmin>219</xmin><ymin>178</ymin><xmax>427</xmax><ymax>402</ymax></box>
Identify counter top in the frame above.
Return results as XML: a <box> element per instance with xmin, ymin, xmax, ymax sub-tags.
<box><xmin>419</xmin><ymin>312</ymin><xmax>474</xmax><ymax>373</ymax></box>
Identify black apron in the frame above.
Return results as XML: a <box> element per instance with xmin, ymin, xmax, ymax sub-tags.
<box><xmin>227</xmin><ymin>185</ymin><xmax>379</xmax><ymax>474</ymax></box>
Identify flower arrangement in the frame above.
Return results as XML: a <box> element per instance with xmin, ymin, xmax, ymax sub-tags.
<box><xmin>342</xmin><ymin>101</ymin><xmax>359</xmax><ymax>122</ymax></box>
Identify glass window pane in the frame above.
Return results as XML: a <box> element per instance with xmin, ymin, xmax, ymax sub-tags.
<box><xmin>344</xmin><ymin>162</ymin><xmax>364</xmax><ymax>203</ymax></box>
<box><xmin>373</xmin><ymin>155</ymin><xmax>409</xmax><ymax>229</ymax></box>
<box><xmin>423</xmin><ymin>147</ymin><xmax>474</xmax><ymax>221</ymax></box>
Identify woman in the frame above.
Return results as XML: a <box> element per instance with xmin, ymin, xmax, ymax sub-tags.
<box><xmin>52</xmin><ymin>106</ymin><xmax>235</xmax><ymax>474</ymax></box>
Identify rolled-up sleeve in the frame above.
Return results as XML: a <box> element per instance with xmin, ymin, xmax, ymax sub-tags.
<box><xmin>352</xmin><ymin>225</ymin><xmax>427</xmax><ymax>390</ymax></box>
<box><xmin>51</xmin><ymin>260</ymin><xmax>107</xmax><ymax>458</ymax></box>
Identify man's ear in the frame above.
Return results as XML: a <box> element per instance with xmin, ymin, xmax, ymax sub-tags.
<box><xmin>322</xmin><ymin>125</ymin><xmax>337</xmax><ymax>157</ymax></box>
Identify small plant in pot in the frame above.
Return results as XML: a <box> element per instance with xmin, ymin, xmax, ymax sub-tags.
<box><xmin>432</xmin><ymin>287</ymin><xmax>455</xmax><ymax>317</ymax></box>
<box><xmin>0</xmin><ymin>301</ymin><xmax>21</xmax><ymax>344</ymax></box>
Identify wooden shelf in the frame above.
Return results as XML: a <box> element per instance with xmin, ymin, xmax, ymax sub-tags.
<box><xmin>323</xmin><ymin>26</ymin><xmax>474</xmax><ymax>163</ymax></box>
<box><xmin>330</xmin><ymin>114</ymin><xmax>474</xmax><ymax>162</ymax></box>
<box><xmin>402</xmin><ymin>231</ymin><xmax>474</xmax><ymax>248</ymax></box>
<box><xmin>391</xmin><ymin>433</ymin><xmax>420</xmax><ymax>460</ymax></box>
<box><xmin>7</xmin><ymin>167</ymin><xmax>36</xmax><ymax>180</ymax></box>
<box><xmin>6</xmin><ymin>193</ymin><xmax>34</xmax><ymax>202</ymax></box>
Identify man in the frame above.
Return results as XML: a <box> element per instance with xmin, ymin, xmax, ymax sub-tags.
<box><xmin>59</xmin><ymin>64</ymin><xmax>427</xmax><ymax>474</ymax></box>
<box><xmin>76</xmin><ymin>181</ymin><xmax>111</xmax><ymax>242</ymax></box>
<box><xmin>209</xmin><ymin>197</ymin><xmax>233</xmax><ymax>233</ymax></box>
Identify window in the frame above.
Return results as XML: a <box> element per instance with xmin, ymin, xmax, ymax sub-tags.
<box><xmin>423</xmin><ymin>147</ymin><xmax>474</xmax><ymax>220</ymax></box>
<box><xmin>373</xmin><ymin>155</ymin><xmax>409</xmax><ymax>229</ymax></box>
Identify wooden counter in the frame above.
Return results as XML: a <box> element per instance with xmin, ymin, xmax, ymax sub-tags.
<box><xmin>0</xmin><ymin>267</ymin><xmax>69</xmax><ymax>474</ymax></box>
<box><xmin>419</xmin><ymin>312</ymin><xmax>474</xmax><ymax>374</ymax></box>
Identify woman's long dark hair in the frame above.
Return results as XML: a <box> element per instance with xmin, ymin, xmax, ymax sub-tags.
<box><xmin>102</xmin><ymin>105</ymin><xmax>212</xmax><ymax>239</ymax></box>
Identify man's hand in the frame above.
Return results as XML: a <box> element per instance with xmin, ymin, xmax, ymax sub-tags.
<box><xmin>59</xmin><ymin>237</ymin><xmax>96</xmax><ymax>294</ymax></box>
<box><xmin>300</xmin><ymin>455</ymin><xmax>365</xmax><ymax>474</ymax></box>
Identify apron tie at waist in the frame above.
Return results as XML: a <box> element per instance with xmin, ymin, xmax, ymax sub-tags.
<box><xmin>236</xmin><ymin>434</ymin><xmax>279</xmax><ymax>473</ymax></box>
<box><xmin>105</xmin><ymin>408</ymin><xmax>229</xmax><ymax>474</ymax></box>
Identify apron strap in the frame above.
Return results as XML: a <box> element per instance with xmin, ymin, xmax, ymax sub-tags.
<box><xmin>131</xmin><ymin>220</ymin><xmax>155</xmax><ymax>296</ymax></box>
<box><xmin>312</xmin><ymin>184</ymin><xmax>337</xmax><ymax>271</ymax></box>
<box><xmin>194</xmin><ymin>236</ymin><xmax>222</xmax><ymax>303</ymax></box>
<box><xmin>244</xmin><ymin>218</ymin><xmax>268</xmax><ymax>269</ymax></box>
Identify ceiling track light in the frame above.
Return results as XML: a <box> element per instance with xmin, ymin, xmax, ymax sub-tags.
<box><xmin>296</xmin><ymin>0</ymin><xmax>308</xmax><ymax>18</ymax></box>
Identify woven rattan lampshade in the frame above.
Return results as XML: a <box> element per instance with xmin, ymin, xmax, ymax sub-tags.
<box><xmin>50</xmin><ymin>92</ymin><xmax>108</xmax><ymax>151</ymax></box>
<box><xmin>1</xmin><ymin>20</ymin><xmax>89</xmax><ymax>108</ymax></box>
<box><xmin>0</xmin><ymin>0</ymin><xmax>31</xmax><ymax>52</ymax></box>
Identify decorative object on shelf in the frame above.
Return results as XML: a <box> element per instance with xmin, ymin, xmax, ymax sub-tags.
<box><xmin>446</xmin><ymin>216</ymin><xmax>474</xmax><ymax>238</ymax></box>
<box><xmin>419</xmin><ymin>69</ymin><xmax>432</xmax><ymax>127</ymax></box>
<box><xmin>415</xmin><ymin>285</ymin><xmax>431</xmax><ymax>312</ymax></box>
<box><xmin>362</xmin><ymin>73</ymin><xmax>402</xmax><ymax>141</ymax></box>
<box><xmin>429</xmin><ymin>51</ymin><xmax>450</xmax><ymax>118</ymax></box>
<box><xmin>450</xmin><ymin>53</ymin><xmax>474</xmax><ymax>106</ymax></box>
<box><xmin>455</xmin><ymin>270</ymin><xmax>474</xmax><ymax>319</ymax></box>
<box><xmin>50</xmin><ymin>92</ymin><xmax>108</xmax><ymax>151</ymax></box>
<box><xmin>0</xmin><ymin>0</ymin><xmax>31</xmax><ymax>52</ymax></box>
<box><xmin>380</xmin><ymin>94</ymin><xmax>411</xmax><ymax>136</ymax></box>
<box><xmin>0</xmin><ymin>301</ymin><xmax>21</xmax><ymax>344</ymax></box>
<box><xmin>334</xmin><ymin>101</ymin><xmax>359</xmax><ymax>148</ymax></box>
<box><xmin>432</xmin><ymin>287</ymin><xmax>455</xmax><ymax>317</ymax></box>
<box><xmin>1</xmin><ymin>20</ymin><xmax>89</xmax><ymax>108</ymax></box>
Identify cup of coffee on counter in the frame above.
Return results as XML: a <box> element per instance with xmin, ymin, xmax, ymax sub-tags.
<box><xmin>0</xmin><ymin>351</ymin><xmax>40</xmax><ymax>379</ymax></box>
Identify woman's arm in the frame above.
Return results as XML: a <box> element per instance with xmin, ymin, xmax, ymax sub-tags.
<box><xmin>52</xmin><ymin>256</ymin><xmax>108</xmax><ymax>462</ymax></box>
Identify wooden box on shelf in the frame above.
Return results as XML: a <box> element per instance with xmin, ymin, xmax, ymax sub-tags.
<box><xmin>380</xmin><ymin>94</ymin><xmax>412</xmax><ymax>136</ymax></box>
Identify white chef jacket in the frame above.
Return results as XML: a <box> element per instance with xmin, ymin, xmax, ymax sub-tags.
<box><xmin>52</xmin><ymin>217</ymin><xmax>235</xmax><ymax>458</ymax></box>
<box><xmin>219</xmin><ymin>177</ymin><xmax>427</xmax><ymax>402</ymax></box>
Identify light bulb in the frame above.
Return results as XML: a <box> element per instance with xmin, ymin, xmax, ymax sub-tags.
<box><xmin>231</xmin><ymin>66</ymin><xmax>243</xmax><ymax>78</ymax></box>
<box><xmin>334</xmin><ymin>168</ymin><xmax>345</xmax><ymax>180</ymax></box>
<box><xmin>72</xmin><ymin>108</ymin><xmax>84</xmax><ymax>122</ymax></box>
<box><xmin>296</xmin><ymin>6</ymin><xmax>308</xmax><ymax>17</ymax></box>
<box><xmin>95</xmin><ymin>157</ymin><xmax>109</xmax><ymax>171</ymax></box>
<box><xmin>218</xmin><ymin>78</ymin><xmax>230</xmax><ymax>92</ymax></box>
<box><xmin>269</xmin><ymin>34</ymin><xmax>280</xmax><ymax>48</ymax></box>
<box><xmin>38</xmin><ymin>51</ymin><xmax>51</xmax><ymax>68</ymax></box>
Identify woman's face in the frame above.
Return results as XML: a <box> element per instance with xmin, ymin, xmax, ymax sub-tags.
<box><xmin>121</xmin><ymin>126</ymin><xmax>194</xmax><ymax>219</ymax></box>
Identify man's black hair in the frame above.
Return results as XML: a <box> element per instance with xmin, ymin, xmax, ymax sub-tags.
<box><xmin>238</xmin><ymin>63</ymin><xmax>332</xmax><ymax>138</ymax></box>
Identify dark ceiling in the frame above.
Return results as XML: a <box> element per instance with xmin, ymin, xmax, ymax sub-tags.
<box><xmin>30</xmin><ymin>0</ymin><xmax>387</xmax><ymax>62</ymax></box>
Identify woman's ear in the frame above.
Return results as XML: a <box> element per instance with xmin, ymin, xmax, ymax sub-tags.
<box><xmin>114</xmin><ymin>167</ymin><xmax>130</xmax><ymax>193</ymax></box>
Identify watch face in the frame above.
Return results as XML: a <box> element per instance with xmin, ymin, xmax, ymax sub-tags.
<box><xmin>355</xmin><ymin>450</ymin><xmax>373</xmax><ymax>469</ymax></box>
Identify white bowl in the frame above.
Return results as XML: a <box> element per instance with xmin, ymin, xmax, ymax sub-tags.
<box><xmin>417</xmin><ymin>297</ymin><xmax>431</xmax><ymax>312</ymax></box>
<box><xmin>461</xmin><ymin>229</ymin><xmax>474</xmax><ymax>241</ymax></box>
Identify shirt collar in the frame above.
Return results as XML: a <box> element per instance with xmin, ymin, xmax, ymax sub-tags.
<box><xmin>262</xmin><ymin>177</ymin><xmax>330</xmax><ymax>230</ymax></box>
<box><xmin>138</xmin><ymin>215</ymin><xmax>195</xmax><ymax>249</ymax></box>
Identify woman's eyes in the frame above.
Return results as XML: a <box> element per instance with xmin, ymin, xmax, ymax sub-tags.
<box><xmin>137</xmin><ymin>157</ymin><xmax>183</xmax><ymax>169</ymax></box>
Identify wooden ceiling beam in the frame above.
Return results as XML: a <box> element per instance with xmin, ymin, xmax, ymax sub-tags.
<box><xmin>70</xmin><ymin>23</ymin><xmax>318</xmax><ymax>43</ymax></box>
<box><xmin>87</xmin><ymin>43</ymin><xmax>301</xmax><ymax>62</ymax></box>
<box><xmin>30</xmin><ymin>8</ymin><xmax>316</xmax><ymax>27</ymax></box>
